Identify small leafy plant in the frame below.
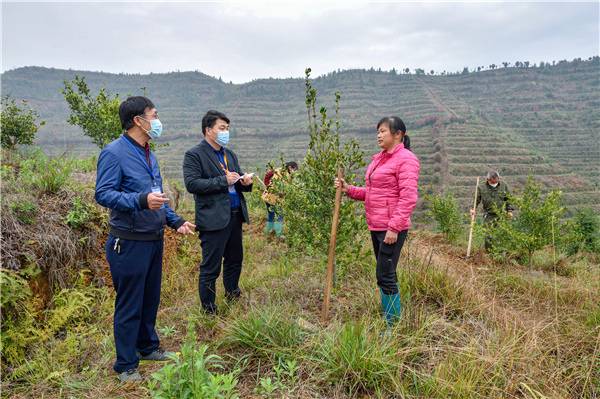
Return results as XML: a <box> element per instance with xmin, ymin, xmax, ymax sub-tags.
<box><xmin>148</xmin><ymin>321</ymin><xmax>239</xmax><ymax>399</ymax></box>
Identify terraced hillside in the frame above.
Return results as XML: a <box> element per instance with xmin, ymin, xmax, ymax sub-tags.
<box><xmin>2</xmin><ymin>58</ymin><xmax>598</xmax><ymax>213</ymax></box>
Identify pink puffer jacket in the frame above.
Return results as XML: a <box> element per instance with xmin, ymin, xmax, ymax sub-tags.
<box><xmin>346</xmin><ymin>143</ymin><xmax>420</xmax><ymax>232</ymax></box>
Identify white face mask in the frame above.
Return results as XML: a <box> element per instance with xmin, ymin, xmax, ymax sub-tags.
<box><xmin>489</xmin><ymin>182</ymin><xmax>499</xmax><ymax>188</ymax></box>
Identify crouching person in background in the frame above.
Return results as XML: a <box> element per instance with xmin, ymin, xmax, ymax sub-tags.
<box><xmin>95</xmin><ymin>96</ymin><xmax>196</xmax><ymax>382</ymax></box>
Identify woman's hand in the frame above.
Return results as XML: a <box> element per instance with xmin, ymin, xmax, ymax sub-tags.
<box><xmin>383</xmin><ymin>230</ymin><xmax>398</xmax><ymax>244</ymax></box>
<box><xmin>334</xmin><ymin>177</ymin><xmax>348</xmax><ymax>193</ymax></box>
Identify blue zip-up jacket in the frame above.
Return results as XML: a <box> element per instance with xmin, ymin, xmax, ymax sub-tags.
<box><xmin>95</xmin><ymin>134</ymin><xmax>184</xmax><ymax>240</ymax></box>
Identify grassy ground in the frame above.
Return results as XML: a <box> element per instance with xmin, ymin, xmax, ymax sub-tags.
<box><xmin>3</xmin><ymin>192</ymin><xmax>599</xmax><ymax>399</ymax></box>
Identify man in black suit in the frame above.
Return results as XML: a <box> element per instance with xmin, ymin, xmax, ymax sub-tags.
<box><xmin>183</xmin><ymin>110</ymin><xmax>253</xmax><ymax>314</ymax></box>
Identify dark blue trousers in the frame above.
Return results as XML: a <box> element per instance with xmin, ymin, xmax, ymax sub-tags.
<box><xmin>105</xmin><ymin>234</ymin><xmax>163</xmax><ymax>373</ymax></box>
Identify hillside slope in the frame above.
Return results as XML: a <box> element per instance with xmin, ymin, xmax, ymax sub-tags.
<box><xmin>2</xmin><ymin>58</ymin><xmax>598</xmax><ymax>213</ymax></box>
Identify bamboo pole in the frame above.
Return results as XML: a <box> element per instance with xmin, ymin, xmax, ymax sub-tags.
<box><xmin>321</xmin><ymin>168</ymin><xmax>344</xmax><ymax>323</ymax></box>
<box><xmin>466</xmin><ymin>176</ymin><xmax>480</xmax><ymax>258</ymax></box>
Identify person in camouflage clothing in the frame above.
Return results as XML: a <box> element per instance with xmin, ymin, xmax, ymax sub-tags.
<box><xmin>470</xmin><ymin>170</ymin><xmax>514</xmax><ymax>251</ymax></box>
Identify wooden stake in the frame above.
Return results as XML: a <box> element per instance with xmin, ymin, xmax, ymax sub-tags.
<box><xmin>466</xmin><ymin>176</ymin><xmax>480</xmax><ymax>258</ymax></box>
<box><xmin>321</xmin><ymin>168</ymin><xmax>344</xmax><ymax>323</ymax></box>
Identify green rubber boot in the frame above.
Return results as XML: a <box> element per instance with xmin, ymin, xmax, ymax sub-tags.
<box><xmin>380</xmin><ymin>289</ymin><xmax>402</xmax><ymax>327</ymax></box>
<box><xmin>264</xmin><ymin>221</ymin><xmax>274</xmax><ymax>235</ymax></box>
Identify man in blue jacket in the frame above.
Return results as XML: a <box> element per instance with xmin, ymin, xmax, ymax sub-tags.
<box><xmin>95</xmin><ymin>96</ymin><xmax>195</xmax><ymax>382</ymax></box>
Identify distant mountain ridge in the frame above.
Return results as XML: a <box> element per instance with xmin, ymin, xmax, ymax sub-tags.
<box><xmin>2</xmin><ymin>57</ymin><xmax>599</xmax><ymax>213</ymax></box>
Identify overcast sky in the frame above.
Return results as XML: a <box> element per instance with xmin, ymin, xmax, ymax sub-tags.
<box><xmin>1</xmin><ymin>1</ymin><xmax>598</xmax><ymax>83</ymax></box>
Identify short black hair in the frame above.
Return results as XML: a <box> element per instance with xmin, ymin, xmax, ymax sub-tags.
<box><xmin>202</xmin><ymin>110</ymin><xmax>230</xmax><ymax>135</ymax></box>
<box><xmin>376</xmin><ymin>116</ymin><xmax>406</xmax><ymax>135</ymax></box>
<box><xmin>119</xmin><ymin>96</ymin><xmax>155</xmax><ymax>130</ymax></box>
<box><xmin>285</xmin><ymin>161</ymin><xmax>298</xmax><ymax>170</ymax></box>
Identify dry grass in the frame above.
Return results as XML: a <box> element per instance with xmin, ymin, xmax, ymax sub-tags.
<box><xmin>2</xmin><ymin>194</ymin><xmax>599</xmax><ymax>398</ymax></box>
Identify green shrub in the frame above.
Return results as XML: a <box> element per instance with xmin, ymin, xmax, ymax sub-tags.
<box><xmin>0</xmin><ymin>95</ymin><xmax>45</xmax><ymax>150</ymax></box>
<box><xmin>426</xmin><ymin>191</ymin><xmax>463</xmax><ymax>242</ymax></box>
<box><xmin>277</xmin><ymin>68</ymin><xmax>366</xmax><ymax>262</ymax></box>
<box><xmin>65</xmin><ymin>197</ymin><xmax>96</xmax><ymax>229</ymax></box>
<box><xmin>148</xmin><ymin>322</ymin><xmax>239</xmax><ymax>399</ymax></box>
<box><xmin>561</xmin><ymin>208</ymin><xmax>600</xmax><ymax>255</ymax></box>
<box><xmin>487</xmin><ymin>177</ymin><xmax>565</xmax><ymax>264</ymax></box>
<box><xmin>10</xmin><ymin>200</ymin><xmax>38</xmax><ymax>224</ymax></box>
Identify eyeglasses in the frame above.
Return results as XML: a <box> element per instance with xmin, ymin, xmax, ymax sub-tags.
<box><xmin>139</xmin><ymin>111</ymin><xmax>158</xmax><ymax>118</ymax></box>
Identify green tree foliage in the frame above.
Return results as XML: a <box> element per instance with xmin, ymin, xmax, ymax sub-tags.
<box><xmin>572</xmin><ymin>208</ymin><xmax>600</xmax><ymax>253</ymax></box>
<box><xmin>426</xmin><ymin>191</ymin><xmax>463</xmax><ymax>243</ymax></box>
<box><xmin>277</xmin><ymin>68</ymin><xmax>365</xmax><ymax>257</ymax></box>
<box><xmin>0</xmin><ymin>96</ymin><xmax>45</xmax><ymax>150</ymax></box>
<box><xmin>561</xmin><ymin>208</ymin><xmax>600</xmax><ymax>255</ymax></box>
<box><xmin>487</xmin><ymin>177</ymin><xmax>565</xmax><ymax>263</ymax></box>
<box><xmin>62</xmin><ymin>76</ymin><xmax>121</xmax><ymax>148</ymax></box>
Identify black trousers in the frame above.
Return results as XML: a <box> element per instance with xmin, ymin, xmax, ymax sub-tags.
<box><xmin>198</xmin><ymin>209</ymin><xmax>243</xmax><ymax>313</ymax></box>
<box><xmin>370</xmin><ymin>230</ymin><xmax>408</xmax><ymax>295</ymax></box>
<box><xmin>106</xmin><ymin>234</ymin><xmax>163</xmax><ymax>373</ymax></box>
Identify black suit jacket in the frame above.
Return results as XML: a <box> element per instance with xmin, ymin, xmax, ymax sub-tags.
<box><xmin>183</xmin><ymin>140</ymin><xmax>252</xmax><ymax>231</ymax></box>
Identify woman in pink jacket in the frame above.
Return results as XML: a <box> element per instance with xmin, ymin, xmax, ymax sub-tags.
<box><xmin>335</xmin><ymin>116</ymin><xmax>419</xmax><ymax>326</ymax></box>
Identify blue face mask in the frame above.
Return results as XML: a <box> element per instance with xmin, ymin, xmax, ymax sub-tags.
<box><xmin>217</xmin><ymin>130</ymin><xmax>230</xmax><ymax>146</ymax></box>
<box><xmin>140</xmin><ymin>117</ymin><xmax>163</xmax><ymax>139</ymax></box>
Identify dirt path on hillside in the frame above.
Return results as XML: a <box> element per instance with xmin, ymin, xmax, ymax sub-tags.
<box><xmin>429</xmin><ymin>118</ymin><xmax>452</xmax><ymax>189</ymax></box>
<box><xmin>414</xmin><ymin>77</ymin><xmax>461</xmax><ymax>119</ymax></box>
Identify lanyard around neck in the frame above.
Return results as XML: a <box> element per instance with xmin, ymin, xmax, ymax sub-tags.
<box><xmin>122</xmin><ymin>135</ymin><xmax>155</xmax><ymax>180</ymax></box>
<box><xmin>217</xmin><ymin>150</ymin><xmax>229</xmax><ymax>172</ymax></box>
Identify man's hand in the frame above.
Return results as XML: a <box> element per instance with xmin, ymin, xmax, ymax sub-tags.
<box><xmin>225</xmin><ymin>171</ymin><xmax>241</xmax><ymax>185</ymax></box>
<box><xmin>383</xmin><ymin>230</ymin><xmax>398</xmax><ymax>244</ymax></box>
<box><xmin>470</xmin><ymin>208</ymin><xmax>476</xmax><ymax>217</ymax></box>
<box><xmin>240</xmin><ymin>173</ymin><xmax>253</xmax><ymax>186</ymax></box>
<box><xmin>147</xmin><ymin>192</ymin><xmax>170</xmax><ymax>210</ymax></box>
<box><xmin>334</xmin><ymin>177</ymin><xmax>348</xmax><ymax>193</ymax></box>
<box><xmin>507</xmin><ymin>211</ymin><xmax>514</xmax><ymax>219</ymax></box>
<box><xmin>177</xmin><ymin>221</ymin><xmax>196</xmax><ymax>235</ymax></box>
